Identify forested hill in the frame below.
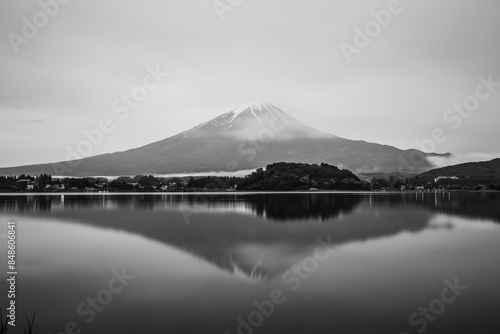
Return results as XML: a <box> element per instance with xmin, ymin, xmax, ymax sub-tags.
<box><xmin>416</xmin><ymin>159</ymin><xmax>500</xmax><ymax>179</ymax></box>
<box><xmin>237</xmin><ymin>162</ymin><xmax>366</xmax><ymax>191</ymax></box>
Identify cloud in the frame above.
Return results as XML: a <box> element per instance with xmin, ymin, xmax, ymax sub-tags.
<box><xmin>20</xmin><ymin>118</ymin><xmax>49</xmax><ymax>124</ymax></box>
<box><xmin>1</xmin><ymin>0</ymin><xmax>499</xmax><ymax>166</ymax></box>
<box><xmin>428</xmin><ymin>152</ymin><xmax>500</xmax><ymax>168</ymax></box>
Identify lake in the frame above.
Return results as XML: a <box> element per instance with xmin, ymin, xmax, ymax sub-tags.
<box><xmin>1</xmin><ymin>192</ymin><xmax>499</xmax><ymax>334</ymax></box>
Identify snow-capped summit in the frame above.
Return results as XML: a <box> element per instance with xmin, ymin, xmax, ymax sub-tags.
<box><xmin>233</xmin><ymin>100</ymin><xmax>273</xmax><ymax>114</ymax></box>
<box><xmin>195</xmin><ymin>100</ymin><xmax>307</xmax><ymax>133</ymax></box>
<box><xmin>224</xmin><ymin>100</ymin><xmax>275</xmax><ymax>125</ymax></box>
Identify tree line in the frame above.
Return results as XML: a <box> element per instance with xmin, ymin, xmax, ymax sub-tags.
<box><xmin>2</xmin><ymin>161</ymin><xmax>499</xmax><ymax>192</ymax></box>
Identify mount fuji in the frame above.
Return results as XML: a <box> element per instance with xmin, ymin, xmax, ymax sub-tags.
<box><xmin>0</xmin><ymin>101</ymin><xmax>446</xmax><ymax>176</ymax></box>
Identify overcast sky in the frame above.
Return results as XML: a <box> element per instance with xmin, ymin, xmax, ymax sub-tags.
<box><xmin>1</xmin><ymin>0</ymin><xmax>499</xmax><ymax>167</ymax></box>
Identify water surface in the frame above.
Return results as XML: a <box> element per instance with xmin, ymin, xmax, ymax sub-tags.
<box><xmin>0</xmin><ymin>192</ymin><xmax>499</xmax><ymax>333</ymax></box>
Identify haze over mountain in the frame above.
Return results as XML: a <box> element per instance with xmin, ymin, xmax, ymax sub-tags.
<box><xmin>0</xmin><ymin>101</ymin><xmax>447</xmax><ymax>176</ymax></box>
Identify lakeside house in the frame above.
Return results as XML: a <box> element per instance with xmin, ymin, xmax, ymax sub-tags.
<box><xmin>15</xmin><ymin>179</ymin><xmax>30</xmax><ymax>189</ymax></box>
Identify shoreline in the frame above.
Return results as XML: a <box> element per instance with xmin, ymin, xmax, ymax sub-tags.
<box><xmin>0</xmin><ymin>190</ymin><xmax>498</xmax><ymax>196</ymax></box>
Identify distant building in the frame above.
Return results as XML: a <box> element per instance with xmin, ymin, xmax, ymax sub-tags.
<box><xmin>48</xmin><ymin>184</ymin><xmax>65</xmax><ymax>190</ymax></box>
<box><xmin>15</xmin><ymin>179</ymin><xmax>30</xmax><ymax>189</ymax></box>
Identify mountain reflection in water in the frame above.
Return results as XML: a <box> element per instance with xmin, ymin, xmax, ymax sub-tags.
<box><xmin>1</xmin><ymin>192</ymin><xmax>499</xmax><ymax>282</ymax></box>
<box><xmin>1</xmin><ymin>192</ymin><xmax>499</xmax><ymax>222</ymax></box>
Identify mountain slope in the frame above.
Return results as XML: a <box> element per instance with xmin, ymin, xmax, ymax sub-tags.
<box><xmin>416</xmin><ymin>158</ymin><xmax>500</xmax><ymax>179</ymax></box>
<box><xmin>0</xmin><ymin>101</ymin><xmax>446</xmax><ymax>176</ymax></box>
